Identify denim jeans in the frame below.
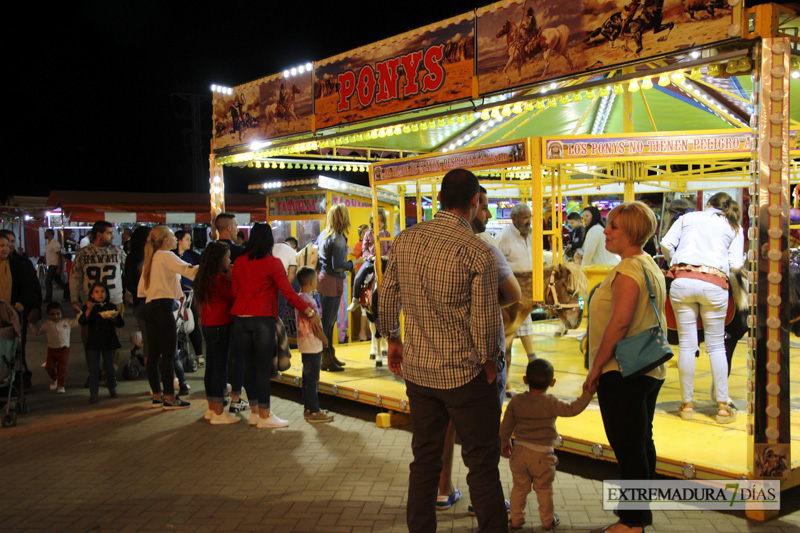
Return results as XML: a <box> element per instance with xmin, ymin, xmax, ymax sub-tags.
<box><xmin>319</xmin><ymin>293</ymin><xmax>342</xmax><ymax>346</ymax></box>
<box><xmin>597</xmin><ymin>371</ymin><xmax>663</xmax><ymax>528</ymax></box>
<box><xmin>202</xmin><ymin>324</ymin><xmax>231</xmax><ymax>403</ymax></box>
<box><xmin>669</xmin><ymin>277</ymin><xmax>729</xmax><ymax>403</ymax></box>
<box><xmin>301</xmin><ymin>352</ymin><xmax>321</xmax><ymax>412</ymax></box>
<box><xmin>405</xmin><ymin>373</ymin><xmax>506</xmax><ymax>533</ymax></box>
<box><xmin>88</xmin><ymin>349</ymin><xmax>117</xmax><ymax>396</ymax></box>
<box><xmin>227</xmin><ymin>330</ymin><xmax>245</xmax><ymax>395</ymax></box>
<box><xmin>45</xmin><ymin>265</ymin><xmax>69</xmax><ymax>302</ymax></box>
<box><xmin>234</xmin><ymin>316</ymin><xmax>275</xmax><ymax>410</ymax></box>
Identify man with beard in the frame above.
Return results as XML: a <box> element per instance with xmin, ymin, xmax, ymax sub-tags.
<box><xmin>496</xmin><ymin>203</ymin><xmax>538</xmax><ymax>396</ymax></box>
<box><xmin>436</xmin><ymin>186</ymin><xmax>520</xmax><ymax>515</ymax></box>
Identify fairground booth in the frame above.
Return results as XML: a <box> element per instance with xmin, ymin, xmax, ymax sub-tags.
<box><xmin>208</xmin><ymin>0</ymin><xmax>800</xmax><ymax>510</ymax></box>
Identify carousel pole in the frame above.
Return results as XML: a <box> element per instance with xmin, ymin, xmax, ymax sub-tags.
<box><xmin>369</xmin><ymin>165</ymin><xmax>383</xmax><ymax>284</ymax></box>
<box><xmin>622</xmin><ymin>67</ymin><xmax>636</xmax><ymax>202</ymax></box>
<box><xmin>747</xmin><ymin>25</ymin><xmax>792</xmax><ymax>510</ymax></box>
<box><xmin>209</xmin><ymin>150</ymin><xmax>225</xmax><ymax>240</ymax></box>
<box><xmin>530</xmin><ymin>137</ymin><xmax>544</xmax><ymax>302</ymax></box>
<box><xmin>398</xmin><ymin>185</ymin><xmax>407</xmax><ymax>232</ymax></box>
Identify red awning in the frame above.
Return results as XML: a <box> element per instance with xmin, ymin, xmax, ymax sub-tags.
<box><xmin>46</xmin><ymin>191</ymin><xmax>267</xmax><ymax>224</ymax></box>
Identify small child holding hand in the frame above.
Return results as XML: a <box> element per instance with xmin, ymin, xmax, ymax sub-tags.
<box><xmin>29</xmin><ymin>302</ymin><xmax>79</xmax><ymax>393</ymax></box>
<box><xmin>500</xmin><ymin>359</ymin><xmax>595</xmax><ymax>530</ymax></box>
<box><xmin>79</xmin><ymin>282</ymin><xmax>124</xmax><ymax>404</ymax></box>
<box><xmin>294</xmin><ymin>266</ymin><xmax>332</xmax><ymax>423</ymax></box>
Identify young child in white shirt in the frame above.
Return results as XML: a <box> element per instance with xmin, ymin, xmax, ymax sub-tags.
<box><xmin>29</xmin><ymin>302</ymin><xmax>79</xmax><ymax>393</ymax></box>
<box><xmin>294</xmin><ymin>266</ymin><xmax>332</xmax><ymax>423</ymax></box>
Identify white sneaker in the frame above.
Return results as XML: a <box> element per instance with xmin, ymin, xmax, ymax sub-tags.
<box><xmin>256</xmin><ymin>413</ymin><xmax>289</xmax><ymax>429</ymax></box>
<box><xmin>249</xmin><ymin>412</ymin><xmax>259</xmax><ymax>426</ymax></box>
<box><xmin>210</xmin><ymin>411</ymin><xmax>241</xmax><ymax>425</ymax></box>
<box><xmin>56</xmin><ymin>386</ymin><xmax>66</xmax><ymax>394</ymax></box>
<box><xmin>50</xmin><ymin>380</ymin><xmax>58</xmax><ymax>391</ymax></box>
<box><xmin>204</xmin><ymin>409</ymin><xmax>214</xmax><ymax>420</ymax></box>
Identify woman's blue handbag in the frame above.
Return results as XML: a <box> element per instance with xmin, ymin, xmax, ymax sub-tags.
<box><xmin>615</xmin><ymin>259</ymin><xmax>673</xmax><ymax>379</ymax></box>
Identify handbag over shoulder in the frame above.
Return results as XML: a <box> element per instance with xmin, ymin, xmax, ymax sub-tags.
<box><xmin>614</xmin><ymin>258</ymin><xmax>673</xmax><ymax>379</ymax></box>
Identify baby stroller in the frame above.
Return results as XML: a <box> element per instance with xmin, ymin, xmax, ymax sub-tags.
<box><xmin>176</xmin><ymin>292</ymin><xmax>198</xmax><ymax>373</ymax></box>
<box><xmin>0</xmin><ymin>300</ymin><xmax>27</xmax><ymax>427</ymax></box>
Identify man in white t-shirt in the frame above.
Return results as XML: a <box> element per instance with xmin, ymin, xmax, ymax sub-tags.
<box><xmin>44</xmin><ymin>229</ymin><xmax>70</xmax><ymax>302</ymax></box>
<box><xmin>274</xmin><ymin>240</ymin><xmax>300</xmax><ymax>327</ymax></box>
<box><xmin>495</xmin><ymin>203</ymin><xmax>539</xmax><ymax>395</ymax></box>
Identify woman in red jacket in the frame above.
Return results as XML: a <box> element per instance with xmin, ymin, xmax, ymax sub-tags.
<box><xmin>194</xmin><ymin>241</ymin><xmax>240</xmax><ymax>425</ymax></box>
<box><xmin>232</xmin><ymin>223</ymin><xmax>322</xmax><ymax>429</ymax></box>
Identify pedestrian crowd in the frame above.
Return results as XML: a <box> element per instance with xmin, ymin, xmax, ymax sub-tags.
<box><xmin>1</xmin><ymin>169</ymin><xmax>745</xmax><ymax>533</ymax></box>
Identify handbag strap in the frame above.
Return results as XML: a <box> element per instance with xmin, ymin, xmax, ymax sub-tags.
<box><xmin>632</xmin><ymin>257</ymin><xmax>663</xmax><ymax>329</ymax></box>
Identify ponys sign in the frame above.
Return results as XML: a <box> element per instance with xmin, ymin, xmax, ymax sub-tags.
<box><xmin>315</xmin><ymin>13</ymin><xmax>475</xmax><ymax>129</ymax></box>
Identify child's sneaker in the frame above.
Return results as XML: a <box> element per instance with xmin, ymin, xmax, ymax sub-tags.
<box><xmin>162</xmin><ymin>397</ymin><xmax>191</xmax><ymax>410</ymax></box>
<box><xmin>210</xmin><ymin>411</ymin><xmax>241</xmax><ymax>425</ymax></box>
<box><xmin>543</xmin><ymin>513</ymin><xmax>560</xmax><ymax>530</ymax></box>
<box><xmin>436</xmin><ymin>488</ymin><xmax>461</xmax><ymax>511</ymax></box>
<box><xmin>151</xmin><ymin>396</ymin><xmax>163</xmax><ymax>408</ymax></box>
<box><xmin>305</xmin><ymin>410</ymin><xmax>334</xmax><ymax>423</ymax></box>
<box><xmin>50</xmin><ymin>380</ymin><xmax>57</xmax><ymax>391</ymax></box>
<box><xmin>56</xmin><ymin>386</ymin><xmax>65</xmax><ymax>394</ymax></box>
<box><xmin>229</xmin><ymin>398</ymin><xmax>249</xmax><ymax>413</ymax></box>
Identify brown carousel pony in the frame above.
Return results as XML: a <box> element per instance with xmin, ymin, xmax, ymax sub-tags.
<box><xmin>503</xmin><ymin>263</ymin><xmax>588</xmax><ymax>364</ymax></box>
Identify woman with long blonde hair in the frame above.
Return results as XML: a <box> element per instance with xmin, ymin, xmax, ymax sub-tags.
<box><xmin>138</xmin><ymin>225</ymin><xmax>198</xmax><ymax>409</ymax></box>
<box><xmin>316</xmin><ymin>204</ymin><xmax>365</xmax><ymax>371</ymax></box>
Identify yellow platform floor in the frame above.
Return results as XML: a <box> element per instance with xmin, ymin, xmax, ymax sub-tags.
<box><xmin>272</xmin><ymin>319</ymin><xmax>800</xmax><ymax>488</ymax></box>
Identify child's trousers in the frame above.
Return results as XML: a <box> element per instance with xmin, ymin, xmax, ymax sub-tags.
<box><xmin>46</xmin><ymin>347</ymin><xmax>70</xmax><ymax>387</ymax></box>
<box><xmin>509</xmin><ymin>445</ymin><xmax>558</xmax><ymax>526</ymax></box>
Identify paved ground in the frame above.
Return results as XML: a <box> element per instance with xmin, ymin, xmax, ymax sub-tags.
<box><xmin>2</xmin><ymin>306</ymin><xmax>799</xmax><ymax>532</ymax></box>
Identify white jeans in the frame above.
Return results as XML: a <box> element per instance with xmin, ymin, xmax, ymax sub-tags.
<box><xmin>669</xmin><ymin>277</ymin><xmax>729</xmax><ymax>403</ymax></box>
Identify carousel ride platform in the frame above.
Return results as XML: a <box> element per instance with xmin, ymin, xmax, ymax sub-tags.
<box><xmin>272</xmin><ymin>319</ymin><xmax>800</xmax><ymax>487</ymax></box>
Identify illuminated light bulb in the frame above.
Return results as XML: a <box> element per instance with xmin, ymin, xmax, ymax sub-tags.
<box><xmin>402</xmin><ymin>125</ymin><xmax>411</xmax><ymax>133</ymax></box>
<box><xmin>456</xmin><ymin>114</ymin><xmax>465</xmax><ymax>123</ymax></box>
<box><xmin>559</xmin><ymin>94</ymin><xmax>570</xmax><ymax>105</ymax></box>
<box><xmin>501</xmin><ymin>106</ymin><xmax>511</xmax><ymax>116</ymax></box>
<box><xmin>287</xmin><ymin>164</ymin><xmax>294</xmax><ymax>169</ymax></box>
<box><xmin>436</xmin><ymin>118</ymin><xmax>445</xmax><ymax>127</ymax></box>
<box><xmin>310</xmin><ymin>164</ymin><xmax>316</xmax><ymax>171</ymax></box>
<box><xmin>378</xmin><ymin>128</ymin><xmax>386</xmax><ymax>137</ymax></box>
<box><xmin>446</xmin><ymin>116</ymin><xmax>454</xmax><ymax>125</ymax></box>
<box><xmin>410</xmin><ymin>123</ymin><xmax>419</xmax><ymax>132</ymax></box>
<box><xmin>586</xmin><ymin>89</ymin><xmax>596</xmax><ymax>100</ymax></box>
<box><xmin>491</xmin><ymin>108</ymin><xmax>501</xmax><ymax>118</ymax></box>
<box><xmin>658</xmin><ymin>74</ymin><xmax>670</xmax><ymax>86</ymax></box>
<box><xmin>523</xmin><ymin>101</ymin><xmax>534</xmax><ymax>111</ymax></box>
<box><xmin>689</xmin><ymin>67</ymin><xmax>702</xmax><ymax>80</ymax></box>
<box><xmin>512</xmin><ymin>103</ymin><xmax>523</xmax><ymax>114</ymax></box>
<box><xmin>613</xmin><ymin>84</ymin><xmax>624</xmax><ymax>95</ymax></box>
<box><xmin>738</xmin><ymin>57</ymin><xmax>751</xmax><ymax>72</ymax></box>
<box><xmin>394</xmin><ymin>125</ymin><xmax>402</xmax><ymax>135</ymax></box>
<box><xmin>707</xmin><ymin>63</ymin><xmax>721</xmax><ymax>77</ymax></box>
<box><xmin>302</xmin><ymin>164</ymin><xmax>308</xmax><ymax>170</ymax></box>
<box><xmin>628</xmin><ymin>79</ymin><xmax>640</xmax><ymax>92</ymax></box>
<box><xmin>324</xmin><ymin>165</ymin><xmax>330</xmax><ymax>171</ymax></box>
<box><xmin>449</xmin><ymin>143</ymin><xmax>457</xmax><ymax>150</ymax></box>
<box><xmin>547</xmin><ymin>98</ymin><xmax>557</xmax><ymax>107</ymax></box>
<box><xmin>306</xmin><ymin>62</ymin><xmax>312</xmax><ymax>71</ymax></box>
<box><xmin>279</xmin><ymin>163</ymin><xmax>285</xmax><ymax>169</ymax></box>
<box><xmin>690</xmin><ymin>50</ymin><xmax>701</xmax><ymax>59</ymax></box>
<box><xmin>534</xmin><ymin>99</ymin><xmax>545</xmax><ymax>110</ymax></box>
<box><xmin>793</xmin><ymin>71</ymin><xmax>800</xmax><ymax>79</ymax></box>
<box><xmin>641</xmin><ymin>77</ymin><xmax>653</xmax><ymax>90</ymax></box>
<box><xmin>725</xmin><ymin>61</ymin><xmax>737</xmax><ymax>74</ymax></box>
<box><xmin>345</xmin><ymin>165</ymin><xmax>352</xmax><ymax>172</ymax></box>
<box><xmin>420</xmin><ymin>121</ymin><xmax>428</xmax><ymax>130</ymax></box>
<box><xmin>283</xmin><ymin>70</ymin><xmax>290</xmax><ymax>78</ymax></box>
<box><xmin>670</xmin><ymin>71</ymin><xmax>685</xmax><ymax>83</ymax></box>
<box><xmin>571</xmin><ymin>92</ymin><xmax>582</xmax><ymax>102</ymax></box>
<box><xmin>599</xmin><ymin>86</ymin><xmax>611</xmax><ymax>97</ymax></box>
<box><xmin>356</xmin><ymin>133</ymin><xmax>364</xmax><ymax>141</ymax></box>
<box><xmin>271</xmin><ymin>163</ymin><xmax>277</xmax><ymax>169</ymax></box>
<box><xmin>481</xmin><ymin>110</ymin><xmax>490</xmax><ymax>120</ymax></box>
<box><xmin>428</xmin><ymin>120</ymin><xmax>436</xmax><ymax>129</ymax></box>
<box><xmin>386</xmin><ymin>127</ymin><xmax>394</xmax><ymax>136</ymax></box>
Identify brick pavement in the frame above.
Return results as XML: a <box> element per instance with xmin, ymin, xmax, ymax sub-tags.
<box><xmin>2</xmin><ymin>308</ymin><xmax>799</xmax><ymax>532</ymax></box>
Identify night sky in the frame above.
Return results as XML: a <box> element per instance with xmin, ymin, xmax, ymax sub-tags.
<box><xmin>13</xmin><ymin>0</ymin><xmax>793</xmax><ymax>201</ymax></box>
<box><xmin>12</xmin><ymin>0</ymin><xmax>489</xmax><ymax>200</ymax></box>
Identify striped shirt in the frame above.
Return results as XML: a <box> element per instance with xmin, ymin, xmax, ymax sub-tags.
<box><xmin>378</xmin><ymin>210</ymin><xmax>500</xmax><ymax>389</ymax></box>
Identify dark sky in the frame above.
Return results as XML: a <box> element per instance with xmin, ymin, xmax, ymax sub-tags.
<box><xmin>12</xmin><ymin>0</ymin><xmax>488</xmax><ymax>199</ymax></box>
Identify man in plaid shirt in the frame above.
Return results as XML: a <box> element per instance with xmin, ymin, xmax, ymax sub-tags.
<box><xmin>378</xmin><ymin>169</ymin><xmax>507</xmax><ymax>532</ymax></box>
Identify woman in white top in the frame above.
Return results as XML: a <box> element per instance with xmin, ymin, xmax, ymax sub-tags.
<box><xmin>579</xmin><ymin>206</ymin><xmax>621</xmax><ymax>267</ymax></box>
<box><xmin>137</xmin><ymin>226</ymin><xmax>198</xmax><ymax>409</ymax></box>
<box><xmin>660</xmin><ymin>192</ymin><xmax>744</xmax><ymax>424</ymax></box>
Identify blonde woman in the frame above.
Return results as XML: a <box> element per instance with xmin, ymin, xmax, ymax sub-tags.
<box><xmin>137</xmin><ymin>226</ymin><xmax>198</xmax><ymax>409</ymax></box>
<box><xmin>316</xmin><ymin>204</ymin><xmax>365</xmax><ymax>371</ymax></box>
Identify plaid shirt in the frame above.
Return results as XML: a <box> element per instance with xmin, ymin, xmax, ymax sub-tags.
<box><xmin>378</xmin><ymin>210</ymin><xmax>500</xmax><ymax>389</ymax></box>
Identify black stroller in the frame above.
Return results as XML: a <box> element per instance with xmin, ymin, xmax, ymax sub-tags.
<box><xmin>0</xmin><ymin>300</ymin><xmax>28</xmax><ymax>427</ymax></box>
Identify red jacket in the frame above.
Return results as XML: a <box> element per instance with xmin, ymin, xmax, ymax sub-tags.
<box><xmin>231</xmin><ymin>253</ymin><xmax>309</xmax><ymax>318</ymax></box>
<box><xmin>200</xmin><ymin>273</ymin><xmax>235</xmax><ymax>327</ymax></box>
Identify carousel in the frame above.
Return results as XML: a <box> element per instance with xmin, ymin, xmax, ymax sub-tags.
<box><xmin>208</xmin><ymin>0</ymin><xmax>800</xmax><ymax>512</ymax></box>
